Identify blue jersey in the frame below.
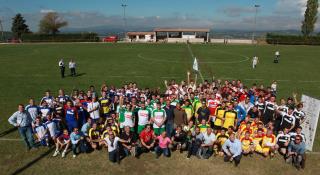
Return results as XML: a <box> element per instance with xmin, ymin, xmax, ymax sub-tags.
<box><xmin>26</xmin><ymin>105</ymin><xmax>40</xmax><ymax>121</ymax></box>
<box><xmin>65</xmin><ymin>107</ymin><xmax>77</xmax><ymax>122</ymax></box>
<box><xmin>57</xmin><ymin>95</ymin><xmax>70</xmax><ymax>104</ymax></box>
<box><xmin>34</xmin><ymin>124</ymin><xmax>48</xmax><ymax>139</ymax></box>
<box><xmin>234</xmin><ymin>105</ymin><xmax>247</xmax><ymax>125</ymax></box>
<box><xmin>41</xmin><ymin>96</ymin><xmax>55</xmax><ymax>107</ymax></box>
<box><xmin>44</xmin><ymin>120</ymin><xmax>60</xmax><ymax>137</ymax></box>
<box><xmin>40</xmin><ymin>106</ymin><xmax>52</xmax><ymax>117</ymax></box>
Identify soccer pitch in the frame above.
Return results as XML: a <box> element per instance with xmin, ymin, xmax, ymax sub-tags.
<box><xmin>0</xmin><ymin>43</ymin><xmax>320</xmax><ymax>175</ymax></box>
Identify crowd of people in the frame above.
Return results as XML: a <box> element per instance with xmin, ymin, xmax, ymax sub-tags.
<box><xmin>8</xmin><ymin>77</ymin><xmax>307</xmax><ymax>169</ymax></box>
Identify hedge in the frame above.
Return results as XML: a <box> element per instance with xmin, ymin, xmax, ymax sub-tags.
<box><xmin>266</xmin><ymin>33</ymin><xmax>320</xmax><ymax>45</ymax></box>
<box><xmin>21</xmin><ymin>33</ymin><xmax>99</xmax><ymax>42</ymax></box>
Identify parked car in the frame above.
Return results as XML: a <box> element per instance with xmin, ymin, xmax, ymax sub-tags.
<box><xmin>102</xmin><ymin>36</ymin><xmax>118</xmax><ymax>43</ymax></box>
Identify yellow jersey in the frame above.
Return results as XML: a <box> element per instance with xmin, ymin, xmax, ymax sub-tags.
<box><xmin>223</xmin><ymin>110</ymin><xmax>237</xmax><ymax>129</ymax></box>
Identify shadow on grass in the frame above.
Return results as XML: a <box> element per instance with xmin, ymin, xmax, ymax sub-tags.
<box><xmin>11</xmin><ymin>147</ymin><xmax>54</xmax><ymax>175</ymax></box>
<box><xmin>66</xmin><ymin>73</ymin><xmax>86</xmax><ymax>77</ymax></box>
<box><xmin>0</xmin><ymin>127</ymin><xmax>17</xmax><ymax>137</ymax></box>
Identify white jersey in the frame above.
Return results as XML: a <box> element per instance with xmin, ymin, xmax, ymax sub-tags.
<box><xmin>152</xmin><ymin>109</ymin><xmax>166</xmax><ymax>128</ymax></box>
<box><xmin>138</xmin><ymin>109</ymin><xmax>151</xmax><ymax>126</ymax></box>
<box><xmin>122</xmin><ymin>111</ymin><xmax>134</xmax><ymax>127</ymax></box>
<box><xmin>45</xmin><ymin>120</ymin><xmax>58</xmax><ymax>137</ymax></box>
<box><xmin>253</xmin><ymin>56</ymin><xmax>258</xmax><ymax>64</ymax></box>
<box><xmin>275</xmin><ymin>51</ymin><xmax>280</xmax><ymax>56</ymax></box>
<box><xmin>58</xmin><ymin>60</ymin><xmax>64</xmax><ymax>67</ymax></box>
<box><xmin>34</xmin><ymin>124</ymin><xmax>47</xmax><ymax>139</ymax></box>
<box><xmin>69</xmin><ymin>62</ymin><xmax>76</xmax><ymax>68</ymax></box>
<box><xmin>87</xmin><ymin>102</ymin><xmax>100</xmax><ymax>120</ymax></box>
<box><xmin>41</xmin><ymin>96</ymin><xmax>55</xmax><ymax>107</ymax></box>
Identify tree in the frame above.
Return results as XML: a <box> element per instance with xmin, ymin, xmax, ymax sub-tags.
<box><xmin>11</xmin><ymin>13</ymin><xmax>31</xmax><ymax>39</ymax></box>
<box><xmin>301</xmin><ymin>0</ymin><xmax>319</xmax><ymax>36</ymax></box>
<box><xmin>39</xmin><ymin>12</ymin><xmax>67</xmax><ymax>35</ymax></box>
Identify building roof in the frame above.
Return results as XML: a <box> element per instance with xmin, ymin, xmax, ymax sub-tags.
<box><xmin>154</xmin><ymin>28</ymin><xmax>210</xmax><ymax>32</ymax></box>
<box><xmin>127</xmin><ymin>31</ymin><xmax>155</xmax><ymax>36</ymax></box>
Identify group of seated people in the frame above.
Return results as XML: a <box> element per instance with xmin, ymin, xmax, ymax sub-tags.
<box><xmin>8</xmin><ymin>78</ymin><xmax>307</xmax><ymax>169</ymax></box>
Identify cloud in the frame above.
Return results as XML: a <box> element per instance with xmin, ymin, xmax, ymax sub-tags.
<box><xmin>1</xmin><ymin>7</ymin><xmax>319</xmax><ymax>32</ymax></box>
<box><xmin>275</xmin><ymin>0</ymin><xmax>307</xmax><ymax>16</ymax></box>
<box><xmin>221</xmin><ymin>6</ymin><xmax>256</xmax><ymax>17</ymax></box>
<box><xmin>40</xmin><ymin>9</ymin><xmax>55</xmax><ymax>13</ymax></box>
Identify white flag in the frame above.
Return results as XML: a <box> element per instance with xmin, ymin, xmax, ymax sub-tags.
<box><xmin>300</xmin><ymin>94</ymin><xmax>320</xmax><ymax>151</ymax></box>
<box><xmin>193</xmin><ymin>57</ymin><xmax>199</xmax><ymax>71</ymax></box>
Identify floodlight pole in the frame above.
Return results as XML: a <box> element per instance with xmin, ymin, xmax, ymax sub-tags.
<box><xmin>121</xmin><ymin>4</ymin><xmax>128</xmax><ymax>39</ymax></box>
<box><xmin>252</xmin><ymin>4</ymin><xmax>260</xmax><ymax>54</ymax></box>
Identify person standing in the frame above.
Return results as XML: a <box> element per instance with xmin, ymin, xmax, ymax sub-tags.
<box><xmin>274</xmin><ymin>51</ymin><xmax>280</xmax><ymax>63</ymax></box>
<box><xmin>151</xmin><ymin>102</ymin><xmax>167</xmax><ymax>136</ymax></box>
<box><xmin>69</xmin><ymin>59</ymin><xmax>76</xmax><ymax>77</ymax></box>
<box><xmin>25</xmin><ymin>98</ymin><xmax>40</xmax><ymax>122</ymax></box>
<box><xmin>65</xmin><ymin>101</ymin><xmax>78</xmax><ymax>132</ymax></box>
<box><xmin>8</xmin><ymin>104</ymin><xmax>36</xmax><ymax>150</ymax></box>
<box><xmin>58</xmin><ymin>59</ymin><xmax>65</xmax><ymax>78</ymax></box>
<box><xmin>252</xmin><ymin>56</ymin><xmax>259</xmax><ymax>69</ymax></box>
<box><xmin>87</xmin><ymin>96</ymin><xmax>100</xmax><ymax>123</ymax></box>
<box><xmin>164</xmin><ymin>99</ymin><xmax>175</xmax><ymax>137</ymax></box>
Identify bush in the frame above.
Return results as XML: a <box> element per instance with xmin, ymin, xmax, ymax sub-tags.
<box><xmin>21</xmin><ymin>33</ymin><xmax>99</xmax><ymax>42</ymax></box>
<box><xmin>266</xmin><ymin>33</ymin><xmax>320</xmax><ymax>45</ymax></box>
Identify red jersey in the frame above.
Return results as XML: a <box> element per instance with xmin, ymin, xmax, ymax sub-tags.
<box><xmin>207</xmin><ymin>98</ymin><xmax>220</xmax><ymax>116</ymax></box>
<box><xmin>140</xmin><ymin>129</ymin><xmax>155</xmax><ymax>143</ymax></box>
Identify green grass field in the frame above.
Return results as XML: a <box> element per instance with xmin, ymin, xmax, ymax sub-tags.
<box><xmin>0</xmin><ymin>43</ymin><xmax>320</xmax><ymax>175</ymax></box>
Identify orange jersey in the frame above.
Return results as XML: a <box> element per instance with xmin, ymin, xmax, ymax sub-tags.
<box><xmin>241</xmin><ymin>137</ymin><xmax>253</xmax><ymax>147</ymax></box>
<box><xmin>262</xmin><ymin>134</ymin><xmax>276</xmax><ymax>147</ymax></box>
<box><xmin>253</xmin><ymin>135</ymin><xmax>264</xmax><ymax>145</ymax></box>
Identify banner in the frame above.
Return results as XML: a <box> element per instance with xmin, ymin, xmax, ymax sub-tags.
<box><xmin>193</xmin><ymin>57</ymin><xmax>199</xmax><ymax>72</ymax></box>
<box><xmin>300</xmin><ymin>94</ymin><xmax>320</xmax><ymax>151</ymax></box>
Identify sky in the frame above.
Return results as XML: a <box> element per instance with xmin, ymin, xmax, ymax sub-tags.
<box><xmin>0</xmin><ymin>0</ymin><xmax>318</xmax><ymax>32</ymax></box>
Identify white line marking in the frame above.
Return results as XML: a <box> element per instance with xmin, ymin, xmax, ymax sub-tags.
<box><xmin>0</xmin><ymin>138</ymin><xmax>22</xmax><ymax>141</ymax></box>
<box><xmin>299</xmin><ymin>80</ymin><xmax>320</xmax><ymax>83</ymax></box>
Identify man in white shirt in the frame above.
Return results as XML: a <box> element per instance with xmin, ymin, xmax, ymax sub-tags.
<box><xmin>69</xmin><ymin>59</ymin><xmax>76</xmax><ymax>76</ymax></box>
<box><xmin>252</xmin><ymin>56</ymin><xmax>259</xmax><ymax>69</ymax></box>
<box><xmin>222</xmin><ymin>133</ymin><xmax>242</xmax><ymax>166</ymax></box>
<box><xmin>87</xmin><ymin>96</ymin><xmax>100</xmax><ymax>123</ymax></box>
<box><xmin>103</xmin><ymin>131</ymin><xmax>128</xmax><ymax>163</ymax></box>
<box><xmin>200</xmin><ymin>128</ymin><xmax>216</xmax><ymax>159</ymax></box>
<box><xmin>274</xmin><ymin>51</ymin><xmax>280</xmax><ymax>63</ymax></box>
<box><xmin>58</xmin><ymin>59</ymin><xmax>65</xmax><ymax>78</ymax></box>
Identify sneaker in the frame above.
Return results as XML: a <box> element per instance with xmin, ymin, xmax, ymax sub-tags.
<box><xmin>53</xmin><ymin>150</ymin><xmax>60</xmax><ymax>157</ymax></box>
<box><xmin>72</xmin><ymin>155</ymin><xmax>76</xmax><ymax>158</ymax></box>
<box><xmin>62</xmin><ymin>151</ymin><xmax>66</xmax><ymax>158</ymax></box>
